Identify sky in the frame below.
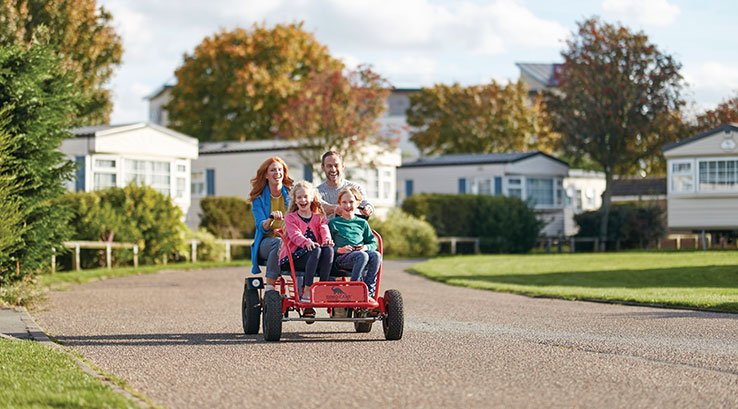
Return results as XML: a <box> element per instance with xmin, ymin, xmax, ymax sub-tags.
<box><xmin>99</xmin><ymin>0</ymin><xmax>738</xmax><ymax>124</ymax></box>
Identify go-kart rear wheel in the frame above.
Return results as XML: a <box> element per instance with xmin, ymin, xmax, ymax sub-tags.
<box><xmin>241</xmin><ymin>285</ymin><xmax>261</xmax><ymax>335</ymax></box>
<box><xmin>382</xmin><ymin>289</ymin><xmax>404</xmax><ymax>340</ymax></box>
<box><xmin>354</xmin><ymin>310</ymin><xmax>373</xmax><ymax>333</ymax></box>
<box><xmin>262</xmin><ymin>290</ymin><xmax>283</xmax><ymax>342</ymax></box>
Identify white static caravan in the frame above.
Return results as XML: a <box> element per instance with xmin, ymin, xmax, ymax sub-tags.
<box><xmin>397</xmin><ymin>151</ymin><xmax>574</xmax><ymax>237</ymax></box>
<box><xmin>61</xmin><ymin>122</ymin><xmax>199</xmax><ymax>217</ymax></box>
<box><xmin>189</xmin><ymin>140</ymin><xmax>401</xmax><ymax>228</ymax></box>
<box><xmin>663</xmin><ymin>123</ymin><xmax>738</xmax><ymax>232</ymax></box>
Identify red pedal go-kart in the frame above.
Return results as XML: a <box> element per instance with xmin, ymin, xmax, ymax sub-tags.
<box><xmin>241</xmin><ymin>229</ymin><xmax>404</xmax><ymax>342</ymax></box>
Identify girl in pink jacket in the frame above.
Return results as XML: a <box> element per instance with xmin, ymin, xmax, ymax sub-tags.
<box><xmin>278</xmin><ymin>181</ymin><xmax>334</xmax><ymax>306</ymax></box>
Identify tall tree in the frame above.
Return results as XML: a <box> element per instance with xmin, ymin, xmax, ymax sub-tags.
<box><xmin>167</xmin><ymin>22</ymin><xmax>344</xmax><ymax>142</ymax></box>
<box><xmin>693</xmin><ymin>93</ymin><xmax>738</xmax><ymax>132</ymax></box>
<box><xmin>274</xmin><ymin>65</ymin><xmax>391</xmax><ymax>170</ymax></box>
<box><xmin>406</xmin><ymin>80</ymin><xmax>559</xmax><ymax>156</ymax></box>
<box><xmin>0</xmin><ymin>110</ymin><xmax>28</xmax><ymax>277</ymax></box>
<box><xmin>0</xmin><ymin>0</ymin><xmax>123</xmax><ymax>125</ymax></box>
<box><xmin>545</xmin><ymin>17</ymin><xmax>685</xmax><ymax>249</ymax></box>
<box><xmin>0</xmin><ymin>44</ymin><xmax>78</xmax><ymax>283</ymax></box>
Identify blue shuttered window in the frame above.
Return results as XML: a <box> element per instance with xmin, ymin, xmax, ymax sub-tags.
<box><xmin>206</xmin><ymin>168</ymin><xmax>215</xmax><ymax>196</ymax></box>
<box><xmin>458</xmin><ymin>178</ymin><xmax>466</xmax><ymax>194</ymax></box>
<box><xmin>405</xmin><ymin>180</ymin><xmax>414</xmax><ymax>197</ymax></box>
<box><xmin>303</xmin><ymin>164</ymin><xmax>313</xmax><ymax>182</ymax></box>
<box><xmin>75</xmin><ymin>156</ymin><xmax>86</xmax><ymax>192</ymax></box>
<box><xmin>494</xmin><ymin>177</ymin><xmax>502</xmax><ymax>195</ymax></box>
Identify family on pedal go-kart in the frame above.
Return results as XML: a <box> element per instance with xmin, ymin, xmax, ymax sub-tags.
<box><xmin>242</xmin><ymin>151</ymin><xmax>404</xmax><ymax>341</ymax></box>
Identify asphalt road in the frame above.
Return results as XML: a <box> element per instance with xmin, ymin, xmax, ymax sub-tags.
<box><xmin>34</xmin><ymin>260</ymin><xmax>738</xmax><ymax>409</ymax></box>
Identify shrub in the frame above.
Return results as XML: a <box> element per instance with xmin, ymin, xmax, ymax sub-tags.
<box><xmin>574</xmin><ymin>203</ymin><xmax>665</xmax><ymax>249</ymax></box>
<box><xmin>0</xmin><ymin>44</ymin><xmax>79</xmax><ymax>284</ymax></box>
<box><xmin>402</xmin><ymin>194</ymin><xmax>542</xmax><ymax>253</ymax></box>
<box><xmin>178</xmin><ymin>228</ymin><xmax>226</xmax><ymax>262</ymax></box>
<box><xmin>60</xmin><ymin>185</ymin><xmax>187</xmax><ymax>265</ymax></box>
<box><xmin>372</xmin><ymin>209</ymin><xmax>438</xmax><ymax>258</ymax></box>
<box><xmin>200</xmin><ymin>196</ymin><xmax>255</xmax><ymax>238</ymax></box>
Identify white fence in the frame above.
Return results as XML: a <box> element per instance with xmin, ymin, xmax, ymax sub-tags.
<box><xmin>54</xmin><ymin>238</ymin><xmax>255</xmax><ymax>272</ymax></box>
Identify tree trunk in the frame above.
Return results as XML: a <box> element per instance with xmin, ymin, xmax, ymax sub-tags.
<box><xmin>599</xmin><ymin>172</ymin><xmax>614</xmax><ymax>251</ymax></box>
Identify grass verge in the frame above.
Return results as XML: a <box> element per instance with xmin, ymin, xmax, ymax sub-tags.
<box><xmin>410</xmin><ymin>251</ymin><xmax>738</xmax><ymax>312</ymax></box>
<box><xmin>0</xmin><ymin>337</ymin><xmax>137</xmax><ymax>408</ymax></box>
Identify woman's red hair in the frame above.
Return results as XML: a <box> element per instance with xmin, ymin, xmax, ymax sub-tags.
<box><xmin>249</xmin><ymin>156</ymin><xmax>294</xmax><ymax>202</ymax></box>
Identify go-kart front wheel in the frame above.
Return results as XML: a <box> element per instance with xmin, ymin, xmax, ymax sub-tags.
<box><xmin>382</xmin><ymin>289</ymin><xmax>404</xmax><ymax>340</ymax></box>
<box><xmin>262</xmin><ymin>290</ymin><xmax>283</xmax><ymax>342</ymax></box>
<box><xmin>241</xmin><ymin>285</ymin><xmax>261</xmax><ymax>335</ymax></box>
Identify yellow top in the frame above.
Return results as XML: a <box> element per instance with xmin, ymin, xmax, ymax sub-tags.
<box><xmin>266</xmin><ymin>196</ymin><xmax>286</xmax><ymax>237</ymax></box>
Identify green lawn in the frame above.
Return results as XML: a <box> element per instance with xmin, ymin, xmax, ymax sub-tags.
<box><xmin>410</xmin><ymin>251</ymin><xmax>738</xmax><ymax>312</ymax></box>
<box><xmin>0</xmin><ymin>338</ymin><xmax>137</xmax><ymax>409</ymax></box>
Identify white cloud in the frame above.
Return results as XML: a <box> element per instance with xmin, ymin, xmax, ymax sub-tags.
<box><xmin>684</xmin><ymin>61</ymin><xmax>738</xmax><ymax>110</ymax></box>
<box><xmin>602</xmin><ymin>0</ymin><xmax>680</xmax><ymax>27</ymax></box>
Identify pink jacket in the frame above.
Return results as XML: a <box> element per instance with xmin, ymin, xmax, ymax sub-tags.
<box><xmin>278</xmin><ymin>212</ymin><xmax>332</xmax><ymax>260</ymax></box>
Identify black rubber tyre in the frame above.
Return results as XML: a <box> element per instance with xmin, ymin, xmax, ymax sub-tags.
<box><xmin>262</xmin><ymin>290</ymin><xmax>283</xmax><ymax>342</ymax></box>
<box><xmin>382</xmin><ymin>289</ymin><xmax>404</xmax><ymax>340</ymax></box>
<box><xmin>354</xmin><ymin>321</ymin><xmax>373</xmax><ymax>333</ymax></box>
<box><xmin>241</xmin><ymin>285</ymin><xmax>261</xmax><ymax>335</ymax></box>
<box><xmin>354</xmin><ymin>310</ymin><xmax>373</xmax><ymax>333</ymax></box>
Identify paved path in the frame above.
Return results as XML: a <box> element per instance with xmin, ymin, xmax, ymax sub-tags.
<box><xmin>33</xmin><ymin>261</ymin><xmax>738</xmax><ymax>408</ymax></box>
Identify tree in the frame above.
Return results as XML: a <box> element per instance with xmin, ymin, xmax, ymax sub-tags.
<box><xmin>0</xmin><ymin>44</ymin><xmax>78</xmax><ymax>283</ymax></box>
<box><xmin>406</xmin><ymin>80</ymin><xmax>559</xmax><ymax>156</ymax></box>
<box><xmin>693</xmin><ymin>93</ymin><xmax>738</xmax><ymax>132</ymax></box>
<box><xmin>545</xmin><ymin>17</ymin><xmax>685</xmax><ymax>249</ymax></box>
<box><xmin>0</xmin><ymin>110</ymin><xmax>28</xmax><ymax>279</ymax></box>
<box><xmin>166</xmin><ymin>22</ymin><xmax>344</xmax><ymax>142</ymax></box>
<box><xmin>274</xmin><ymin>65</ymin><xmax>391</xmax><ymax>169</ymax></box>
<box><xmin>0</xmin><ymin>0</ymin><xmax>123</xmax><ymax>125</ymax></box>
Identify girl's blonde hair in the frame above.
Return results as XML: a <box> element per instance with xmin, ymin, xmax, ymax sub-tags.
<box><xmin>248</xmin><ymin>156</ymin><xmax>294</xmax><ymax>202</ymax></box>
<box><xmin>336</xmin><ymin>186</ymin><xmax>363</xmax><ymax>204</ymax></box>
<box><xmin>288</xmin><ymin>180</ymin><xmax>325</xmax><ymax>216</ymax></box>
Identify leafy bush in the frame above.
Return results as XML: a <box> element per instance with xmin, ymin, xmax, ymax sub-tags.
<box><xmin>371</xmin><ymin>209</ymin><xmax>438</xmax><ymax>258</ymax></box>
<box><xmin>0</xmin><ymin>44</ymin><xmax>79</xmax><ymax>284</ymax></box>
<box><xmin>178</xmin><ymin>228</ymin><xmax>226</xmax><ymax>262</ymax></box>
<box><xmin>59</xmin><ymin>185</ymin><xmax>187</xmax><ymax>266</ymax></box>
<box><xmin>574</xmin><ymin>203</ymin><xmax>665</xmax><ymax>249</ymax></box>
<box><xmin>200</xmin><ymin>196</ymin><xmax>255</xmax><ymax>238</ymax></box>
<box><xmin>402</xmin><ymin>194</ymin><xmax>542</xmax><ymax>253</ymax></box>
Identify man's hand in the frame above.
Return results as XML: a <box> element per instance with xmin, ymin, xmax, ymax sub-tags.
<box><xmin>360</xmin><ymin>204</ymin><xmax>374</xmax><ymax>217</ymax></box>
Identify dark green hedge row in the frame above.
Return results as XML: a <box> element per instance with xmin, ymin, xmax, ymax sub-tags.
<box><xmin>574</xmin><ymin>203</ymin><xmax>665</xmax><ymax>249</ymax></box>
<box><xmin>401</xmin><ymin>194</ymin><xmax>542</xmax><ymax>253</ymax></box>
<box><xmin>199</xmin><ymin>196</ymin><xmax>255</xmax><ymax>239</ymax></box>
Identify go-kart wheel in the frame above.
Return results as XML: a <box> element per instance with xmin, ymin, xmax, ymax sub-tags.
<box><xmin>241</xmin><ymin>285</ymin><xmax>261</xmax><ymax>335</ymax></box>
<box><xmin>262</xmin><ymin>290</ymin><xmax>283</xmax><ymax>342</ymax></box>
<box><xmin>382</xmin><ymin>289</ymin><xmax>404</xmax><ymax>340</ymax></box>
<box><xmin>354</xmin><ymin>310</ymin><xmax>373</xmax><ymax>333</ymax></box>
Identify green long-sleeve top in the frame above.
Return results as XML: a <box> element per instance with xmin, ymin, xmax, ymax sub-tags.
<box><xmin>328</xmin><ymin>216</ymin><xmax>377</xmax><ymax>252</ymax></box>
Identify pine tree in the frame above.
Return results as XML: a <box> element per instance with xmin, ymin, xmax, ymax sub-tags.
<box><xmin>0</xmin><ymin>44</ymin><xmax>79</xmax><ymax>282</ymax></box>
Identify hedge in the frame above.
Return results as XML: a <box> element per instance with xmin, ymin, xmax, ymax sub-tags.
<box><xmin>574</xmin><ymin>203</ymin><xmax>665</xmax><ymax>249</ymax></box>
<box><xmin>402</xmin><ymin>194</ymin><xmax>542</xmax><ymax>253</ymax></box>
<box><xmin>371</xmin><ymin>209</ymin><xmax>438</xmax><ymax>258</ymax></box>
<box><xmin>199</xmin><ymin>196</ymin><xmax>254</xmax><ymax>239</ymax></box>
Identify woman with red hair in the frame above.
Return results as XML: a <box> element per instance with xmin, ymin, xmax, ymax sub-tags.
<box><xmin>249</xmin><ymin>156</ymin><xmax>293</xmax><ymax>291</ymax></box>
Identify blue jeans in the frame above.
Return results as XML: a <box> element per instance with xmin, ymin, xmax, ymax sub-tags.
<box><xmin>258</xmin><ymin>237</ymin><xmax>282</xmax><ymax>279</ymax></box>
<box><xmin>335</xmin><ymin>250</ymin><xmax>381</xmax><ymax>298</ymax></box>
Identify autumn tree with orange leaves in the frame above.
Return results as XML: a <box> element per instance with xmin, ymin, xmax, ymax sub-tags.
<box><xmin>693</xmin><ymin>93</ymin><xmax>738</xmax><ymax>132</ymax></box>
<box><xmin>545</xmin><ymin>17</ymin><xmax>686</xmax><ymax>249</ymax></box>
<box><xmin>166</xmin><ymin>23</ymin><xmax>344</xmax><ymax>142</ymax></box>
<box><xmin>0</xmin><ymin>0</ymin><xmax>123</xmax><ymax>125</ymax></box>
<box><xmin>274</xmin><ymin>65</ymin><xmax>391</xmax><ymax>171</ymax></box>
<box><xmin>407</xmin><ymin>80</ymin><xmax>558</xmax><ymax>156</ymax></box>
